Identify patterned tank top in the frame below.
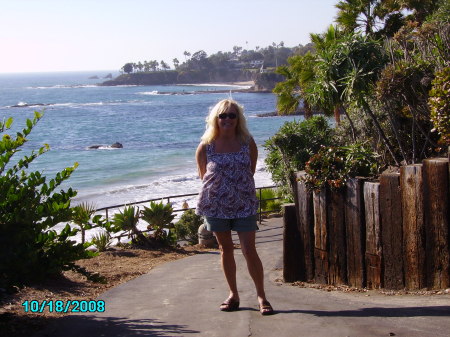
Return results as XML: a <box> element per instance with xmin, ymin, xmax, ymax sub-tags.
<box><xmin>196</xmin><ymin>141</ymin><xmax>259</xmax><ymax>219</ymax></box>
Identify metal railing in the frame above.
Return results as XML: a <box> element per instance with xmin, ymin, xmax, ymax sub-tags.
<box><xmin>96</xmin><ymin>185</ymin><xmax>281</xmax><ymax>224</ymax></box>
<box><xmin>85</xmin><ymin>185</ymin><xmax>283</xmax><ymax>243</ymax></box>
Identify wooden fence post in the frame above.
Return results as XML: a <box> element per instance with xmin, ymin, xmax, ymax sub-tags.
<box><xmin>345</xmin><ymin>178</ymin><xmax>366</xmax><ymax>288</ymax></box>
<box><xmin>364</xmin><ymin>182</ymin><xmax>382</xmax><ymax>289</ymax></box>
<box><xmin>296</xmin><ymin>171</ymin><xmax>314</xmax><ymax>281</ymax></box>
<box><xmin>283</xmin><ymin>203</ymin><xmax>303</xmax><ymax>282</ymax></box>
<box><xmin>401</xmin><ymin>164</ymin><xmax>426</xmax><ymax>290</ymax></box>
<box><xmin>380</xmin><ymin>172</ymin><xmax>404</xmax><ymax>289</ymax></box>
<box><xmin>313</xmin><ymin>187</ymin><xmax>328</xmax><ymax>284</ymax></box>
<box><xmin>328</xmin><ymin>188</ymin><xmax>347</xmax><ymax>285</ymax></box>
<box><xmin>423</xmin><ymin>158</ymin><xmax>450</xmax><ymax>289</ymax></box>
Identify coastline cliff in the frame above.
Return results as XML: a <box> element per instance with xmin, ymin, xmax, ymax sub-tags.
<box><xmin>100</xmin><ymin>70</ymin><xmax>283</xmax><ymax>92</ymax></box>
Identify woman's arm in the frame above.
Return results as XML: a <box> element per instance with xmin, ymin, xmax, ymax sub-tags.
<box><xmin>249</xmin><ymin>137</ymin><xmax>258</xmax><ymax>175</ymax></box>
<box><xmin>196</xmin><ymin>142</ymin><xmax>207</xmax><ymax>180</ymax></box>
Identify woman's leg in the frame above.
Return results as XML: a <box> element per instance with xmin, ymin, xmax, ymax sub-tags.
<box><xmin>237</xmin><ymin>231</ymin><xmax>267</xmax><ymax>304</ymax></box>
<box><xmin>214</xmin><ymin>231</ymin><xmax>239</xmax><ymax>302</ymax></box>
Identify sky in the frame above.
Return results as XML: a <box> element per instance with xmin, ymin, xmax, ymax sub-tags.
<box><xmin>0</xmin><ymin>0</ymin><xmax>339</xmax><ymax>73</ymax></box>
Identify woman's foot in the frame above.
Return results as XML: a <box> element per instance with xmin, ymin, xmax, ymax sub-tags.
<box><xmin>219</xmin><ymin>297</ymin><xmax>240</xmax><ymax>312</ymax></box>
<box><xmin>259</xmin><ymin>300</ymin><xmax>274</xmax><ymax>315</ymax></box>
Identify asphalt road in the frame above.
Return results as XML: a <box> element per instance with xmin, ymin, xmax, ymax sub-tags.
<box><xmin>34</xmin><ymin>217</ymin><xmax>450</xmax><ymax>337</ymax></box>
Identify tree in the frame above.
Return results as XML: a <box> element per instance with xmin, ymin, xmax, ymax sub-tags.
<box><xmin>122</xmin><ymin>63</ymin><xmax>134</xmax><ymax>74</ymax></box>
<box><xmin>274</xmin><ymin>53</ymin><xmax>316</xmax><ymax>118</ymax></box>
<box><xmin>208</xmin><ymin>51</ymin><xmax>232</xmax><ymax>69</ymax></box>
<box><xmin>144</xmin><ymin>60</ymin><xmax>150</xmax><ymax>72</ymax></box>
<box><xmin>190</xmin><ymin>50</ymin><xmax>210</xmax><ymax>70</ymax></box>
<box><xmin>172</xmin><ymin>58</ymin><xmax>180</xmax><ymax>69</ymax></box>
<box><xmin>149</xmin><ymin>60</ymin><xmax>159</xmax><ymax>71</ymax></box>
<box><xmin>335</xmin><ymin>0</ymin><xmax>385</xmax><ymax>35</ymax></box>
<box><xmin>160</xmin><ymin>60</ymin><xmax>170</xmax><ymax>71</ymax></box>
<box><xmin>183</xmin><ymin>51</ymin><xmax>191</xmax><ymax>62</ymax></box>
<box><xmin>335</xmin><ymin>0</ymin><xmax>442</xmax><ymax>38</ymax></box>
<box><xmin>233</xmin><ymin>45</ymin><xmax>243</xmax><ymax>57</ymax></box>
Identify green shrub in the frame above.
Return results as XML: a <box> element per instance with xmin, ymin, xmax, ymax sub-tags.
<box><xmin>256</xmin><ymin>188</ymin><xmax>283</xmax><ymax>214</ymax></box>
<box><xmin>112</xmin><ymin>205</ymin><xmax>144</xmax><ymax>244</ymax></box>
<box><xmin>141</xmin><ymin>201</ymin><xmax>176</xmax><ymax>245</ymax></box>
<box><xmin>174</xmin><ymin>209</ymin><xmax>203</xmax><ymax>245</ymax></box>
<box><xmin>71</xmin><ymin>202</ymin><xmax>97</xmax><ymax>244</ymax></box>
<box><xmin>264</xmin><ymin>116</ymin><xmax>333</xmax><ymax>199</ymax></box>
<box><xmin>0</xmin><ymin>112</ymin><xmax>91</xmax><ymax>289</ymax></box>
<box><xmin>429</xmin><ymin>66</ymin><xmax>450</xmax><ymax>147</ymax></box>
<box><xmin>91</xmin><ymin>231</ymin><xmax>112</xmax><ymax>252</ymax></box>
<box><xmin>304</xmin><ymin>143</ymin><xmax>379</xmax><ymax>191</ymax></box>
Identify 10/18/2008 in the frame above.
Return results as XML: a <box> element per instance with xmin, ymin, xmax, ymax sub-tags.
<box><xmin>22</xmin><ymin>300</ymin><xmax>105</xmax><ymax>313</ymax></box>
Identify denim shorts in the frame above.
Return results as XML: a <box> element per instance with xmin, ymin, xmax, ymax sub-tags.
<box><xmin>204</xmin><ymin>215</ymin><xmax>258</xmax><ymax>232</ymax></box>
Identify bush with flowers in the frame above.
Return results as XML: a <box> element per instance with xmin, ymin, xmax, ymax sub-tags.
<box><xmin>303</xmin><ymin>143</ymin><xmax>380</xmax><ymax>192</ymax></box>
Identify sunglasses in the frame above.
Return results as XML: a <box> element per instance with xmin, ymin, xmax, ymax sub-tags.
<box><xmin>218</xmin><ymin>112</ymin><xmax>237</xmax><ymax>119</ymax></box>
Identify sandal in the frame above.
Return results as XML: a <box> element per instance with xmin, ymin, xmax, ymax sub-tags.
<box><xmin>219</xmin><ymin>298</ymin><xmax>240</xmax><ymax>312</ymax></box>
<box><xmin>259</xmin><ymin>300</ymin><xmax>274</xmax><ymax>315</ymax></box>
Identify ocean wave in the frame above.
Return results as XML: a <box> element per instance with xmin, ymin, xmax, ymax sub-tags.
<box><xmin>136</xmin><ymin>91</ymin><xmax>171</xmax><ymax>96</ymax></box>
<box><xmin>7</xmin><ymin>102</ymin><xmax>51</xmax><ymax>108</ymax></box>
<box><xmin>178</xmin><ymin>83</ymin><xmax>252</xmax><ymax>89</ymax></box>
<box><xmin>7</xmin><ymin>101</ymin><xmax>110</xmax><ymax>109</ymax></box>
<box><xmin>86</xmin><ymin>146</ymin><xmax>122</xmax><ymax>150</ymax></box>
<box><xmin>26</xmin><ymin>84</ymin><xmax>98</xmax><ymax>89</ymax></box>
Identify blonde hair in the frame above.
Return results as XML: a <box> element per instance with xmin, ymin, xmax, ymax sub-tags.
<box><xmin>200</xmin><ymin>99</ymin><xmax>251</xmax><ymax>144</ymax></box>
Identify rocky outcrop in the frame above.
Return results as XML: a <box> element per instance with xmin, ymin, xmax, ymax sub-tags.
<box><xmin>101</xmin><ymin>71</ymin><xmax>178</xmax><ymax>86</ymax></box>
<box><xmin>101</xmin><ymin>69</ymin><xmax>255</xmax><ymax>86</ymax></box>
<box><xmin>88</xmin><ymin>142</ymin><xmax>123</xmax><ymax>150</ymax></box>
<box><xmin>110</xmin><ymin>142</ymin><xmax>123</xmax><ymax>148</ymax></box>
<box><xmin>100</xmin><ymin>69</ymin><xmax>284</xmax><ymax>92</ymax></box>
<box><xmin>253</xmin><ymin>72</ymin><xmax>285</xmax><ymax>91</ymax></box>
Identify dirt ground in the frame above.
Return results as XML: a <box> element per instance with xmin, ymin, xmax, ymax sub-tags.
<box><xmin>0</xmin><ymin>245</ymin><xmax>209</xmax><ymax>337</ymax></box>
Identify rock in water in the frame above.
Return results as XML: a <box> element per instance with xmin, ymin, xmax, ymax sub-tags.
<box><xmin>110</xmin><ymin>142</ymin><xmax>123</xmax><ymax>148</ymax></box>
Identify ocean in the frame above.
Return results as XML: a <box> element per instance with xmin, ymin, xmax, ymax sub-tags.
<box><xmin>0</xmin><ymin>71</ymin><xmax>303</xmax><ymax>238</ymax></box>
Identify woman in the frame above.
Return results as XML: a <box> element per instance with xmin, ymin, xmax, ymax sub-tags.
<box><xmin>196</xmin><ymin>99</ymin><xmax>274</xmax><ymax>315</ymax></box>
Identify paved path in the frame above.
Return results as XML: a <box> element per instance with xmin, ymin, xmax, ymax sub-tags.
<box><xmin>35</xmin><ymin>217</ymin><xmax>450</xmax><ymax>337</ymax></box>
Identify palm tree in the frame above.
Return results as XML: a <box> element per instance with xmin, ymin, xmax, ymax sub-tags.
<box><xmin>149</xmin><ymin>60</ymin><xmax>159</xmax><ymax>72</ymax></box>
<box><xmin>173</xmin><ymin>58</ymin><xmax>180</xmax><ymax>69</ymax></box>
<box><xmin>308</xmin><ymin>25</ymin><xmax>348</xmax><ymax>125</ymax></box>
<box><xmin>160</xmin><ymin>60</ymin><xmax>170</xmax><ymax>71</ymax></box>
<box><xmin>335</xmin><ymin>0</ymin><xmax>384</xmax><ymax>36</ymax></box>
<box><xmin>274</xmin><ymin>53</ymin><xmax>315</xmax><ymax>119</ymax></box>
<box><xmin>144</xmin><ymin>60</ymin><xmax>150</xmax><ymax>72</ymax></box>
<box><xmin>183</xmin><ymin>51</ymin><xmax>191</xmax><ymax>62</ymax></box>
<box><xmin>304</xmin><ymin>26</ymin><xmax>393</xmax><ymax>154</ymax></box>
